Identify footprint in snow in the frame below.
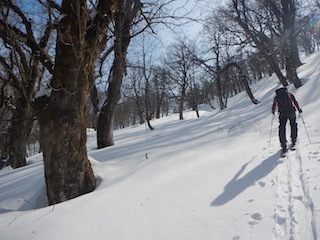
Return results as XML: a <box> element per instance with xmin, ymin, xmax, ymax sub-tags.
<box><xmin>248</xmin><ymin>213</ymin><xmax>263</xmax><ymax>225</ymax></box>
<box><xmin>293</xmin><ymin>195</ymin><xmax>303</xmax><ymax>202</ymax></box>
<box><xmin>251</xmin><ymin>213</ymin><xmax>263</xmax><ymax>220</ymax></box>
<box><xmin>273</xmin><ymin>213</ymin><xmax>286</xmax><ymax>225</ymax></box>
<box><xmin>258</xmin><ymin>181</ymin><xmax>266</xmax><ymax>187</ymax></box>
<box><xmin>310</xmin><ymin>151</ymin><xmax>319</xmax><ymax>155</ymax></box>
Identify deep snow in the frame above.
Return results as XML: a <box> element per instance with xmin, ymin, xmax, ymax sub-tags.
<box><xmin>1</xmin><ymin>52</ymin><xmax>320</xmax><ymax>240</ymax></box>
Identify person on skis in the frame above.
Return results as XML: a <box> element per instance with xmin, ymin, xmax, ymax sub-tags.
<box><xmin>271</xmin><ymin>87</ymin><xmax>302</xmax><ymax>152</ymax></box>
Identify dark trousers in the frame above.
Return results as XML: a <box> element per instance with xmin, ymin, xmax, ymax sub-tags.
<box><xmin>278</xmin><ymin>111</ymin><xmax>297</xmax><ymax>148</ymax></box>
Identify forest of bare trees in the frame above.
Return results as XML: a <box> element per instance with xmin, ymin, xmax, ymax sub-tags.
<box><xmin>1</xmin><ymin>0</ymin><xmax>320</xmax><ymax>204</ymax></box>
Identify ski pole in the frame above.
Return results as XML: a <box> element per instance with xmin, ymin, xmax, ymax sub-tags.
<box><xmin>269</xmin><ymin>114</ymin><xmax>275</xmax><ymax>147</ymax></box>
<box><xmin>300</xmin><ymin>113</ymin><xmax>312</xmax><ymax>144</ymax></box>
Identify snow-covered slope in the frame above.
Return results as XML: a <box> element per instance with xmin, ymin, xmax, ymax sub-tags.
<box><xmin>1</xmin><ymin>52</ymin><xmax>320</xmax><ymax>240</ymax></box>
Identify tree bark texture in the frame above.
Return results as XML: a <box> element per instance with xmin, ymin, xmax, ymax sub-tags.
<box><xmin>8</xmin><ymin>97</ymin><xmax>34</xmax><ymax>168</ymax></box>
<box><xmin>35</xmin><ymin>0</ymin><xmax>119</xmax><ymax>204</ymax></box>
<box><xmin>97</xmin><ymin>39</ymin><xmax>125</xmax><ymax>147</ymax></box>
<box><xmin>36</xmin><ymin>0</ymin><xmax>94</xmax><ymax>205</ymax></box>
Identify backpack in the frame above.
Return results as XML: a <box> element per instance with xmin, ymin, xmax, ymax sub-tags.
<box><xmin>275</xmin><ymin>88</ymin><xmax>295</xmax><ymax>112</ymax></box>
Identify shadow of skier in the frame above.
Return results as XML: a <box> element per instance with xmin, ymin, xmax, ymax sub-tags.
<box><xmin>211</xmin><ymin>151</ymin><xmax>281</xmax><ymax>206</ymax></box>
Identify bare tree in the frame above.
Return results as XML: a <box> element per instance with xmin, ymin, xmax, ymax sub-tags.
<box><xmin>0</xmin><ymin>0</ymin><xmax>53</xmax><ymax>168</ymax></box>
<box><xmin>117</xmin><ymin>36</ymin><xmax>158</xmax><ymax>130</ymax></box>
<box><xmin>33</xmin><ymin>0</ymin><xmax>122</xmax><ymax>205</ymax></box>
<box><xmin>163</xmin><ymin>38</ymin><xmax>195</xmax><ymax>120</ymax></box>
<box><xmin>219</xmin><ymin>62</ymin><xmax>259</xmax><ymax>104</ymax></box>
<box><xmin>265</xmin><ymin>0</ymin><xmax>302</xmax><ymax>87</ymax></box>
<box><xmin>120</xmin><ymin>62</ymin><xmax>170</xmax><ymax>128</ymax></box>
<box><xmin>192</xmin><ymin>20</ymin><xmax>258</xmax><ymax>109</ymax></box>
<box><xmin>96</xmin><ymin>0</ymin><xmax>202</xmax><ymax>147</ymax></box>
<box><xmin>152</xmin><ymin>66</ymin><xmax>170</xmax><ymax>119</ymax></box>
<box><xmin>96</xmin><ymin>0</ymin><xmax>143</xmax><ymax>149</ymax></box>
<box><xmin>245</xmin><ymin>52</ymin><xmax>273</xmax><ymax>81</ymax></box>
<box><xmin>217</xmin><ymin>0</ymin><xmax>302</xmax><ymax>88</ymax></box>
<box><xmin>141</xmin><ymin>42</ymin><xmax>156</xmax><ymax>130</ymax></box>
<box><xmin>201</xmin><ymin>19</ymin><xmax>228</xmax><ymax>109</ymax></box>
<box><xmin>114</xmin><ymin>97</ymin><xmax>137</xmax><ymax>128</ymax></box>
<box><xmin>125</xmin><ymin>66</ymin><xmax>146</xmax><ymax>124</ymax></box>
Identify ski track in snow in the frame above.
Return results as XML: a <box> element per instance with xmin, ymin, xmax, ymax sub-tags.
<box><xmin>274</xmin><ymin>143</ymin><xmax>317</xmax><ymax>240</ymax></box>
<box><xmin>295</xmin><ymin>149</ymin><xmax>318</xmax><ymax>240</ymax></box>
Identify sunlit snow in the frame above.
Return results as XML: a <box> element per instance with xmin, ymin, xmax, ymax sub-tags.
<box><xmin>1</xmin><ymin>52</ymin><xmax>320</xmax><ymax>240</ymax></box>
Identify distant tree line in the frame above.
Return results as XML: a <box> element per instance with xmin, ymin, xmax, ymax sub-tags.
<box><xmin>0</xmin><ymin>0</ymin><xmax>319</xmax><ymax>204</ymax></box>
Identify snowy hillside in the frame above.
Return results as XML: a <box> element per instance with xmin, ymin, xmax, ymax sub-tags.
<box><xmin>1</xmin><ymin>52</ymin><xmax>320</xmax><ymax>240</ymax></box>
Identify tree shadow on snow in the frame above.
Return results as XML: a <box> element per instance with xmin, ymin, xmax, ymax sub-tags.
<box><xmin>211</xmin><ymin>152</ymin><xmax>281</xmax><ymax>206</ymax></box>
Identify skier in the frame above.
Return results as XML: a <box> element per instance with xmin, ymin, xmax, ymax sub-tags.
<box><xmin>271</xmin><ymin>87</ymin><xmax>302</xmax><ymax>154</ymax></box>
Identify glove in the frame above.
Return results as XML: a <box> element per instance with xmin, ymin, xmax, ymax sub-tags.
<box><xmin>298</xmin><ymin>109</ymin><xmax>302</xmax><ymax>113</ymax></box>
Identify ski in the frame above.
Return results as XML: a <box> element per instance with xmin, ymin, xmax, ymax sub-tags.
<box><xmin>289</xmin><ymin>143</ymin><xmax>296</xmax><ymax>151</ymax></box>
<box><xmin>280</xmin><ymin>144</ymin><xmax>296</xmax><ymax>158</ymax></box>
<box><xmin>280</xmin><ymin>149</ymin><xmax>288</xmax><ymax>158</ymax></box>
<box><xmin>280</xmin><ymin>152</ymin><xmax>287</xmax><ymax>158</ymax></box>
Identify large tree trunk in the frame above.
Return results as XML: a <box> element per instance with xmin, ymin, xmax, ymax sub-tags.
<box><xmin>35</xmin><ymin>0</ymin><xmax>97</xmax><ymax>205</ymax></box>
<box><xmin>284</xmin><ymin>49</ymin><xmax>302</xmax><ymax>88</ymax></box>
<box><xmin>96</xmin><ymin>0</ymin><xmax>142</xmax><ymax>148</ymax></box>
<box><xmin>34</xmin><ymin>0</ymin><xmax>119</xmax><ymax>205</ymax></box>
<box><xmin>8</xmin><ymin>97</ymin><xmax>34</xmax><ymax>168</ymax></box>
<box><xmin>281</xmin><ymin>0</ymin><xmax>302</xmax><ymax>69</ymax></box>
<box><xmin>97</xmin><ymin>100</ymin><xmax>117</xmax><ymax>148</ymax></box>
<box><xmin>97</xmin><ymin>46</ymin><xmax>124</xmax><ymax>148</ymax></box>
